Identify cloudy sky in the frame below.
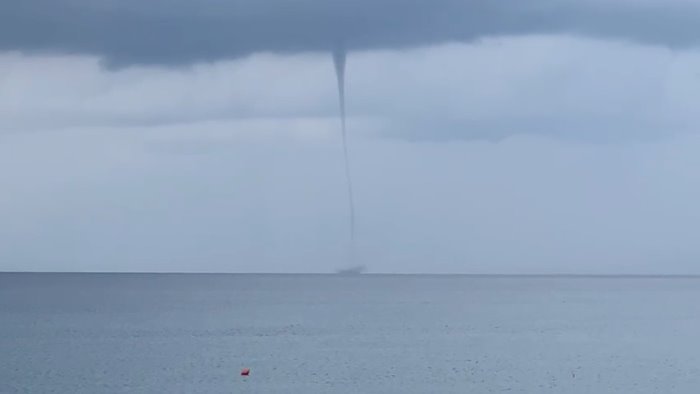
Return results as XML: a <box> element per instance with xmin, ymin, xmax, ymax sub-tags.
<box><xmin>2</xmin><ymin>0</ymin><xmax>700</xmax><ymax>273</ymax></box>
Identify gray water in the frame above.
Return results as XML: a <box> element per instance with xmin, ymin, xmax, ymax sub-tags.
<box><xmin>1</xmin><ymin>274</ymin><xmax>700</xmax><ymax>393</ymax></box>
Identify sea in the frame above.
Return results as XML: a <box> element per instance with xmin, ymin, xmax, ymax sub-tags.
<box><xmin>1</xmin><ymin>273</ymin><xmax>700</xmax><ymax>393</ymax></box>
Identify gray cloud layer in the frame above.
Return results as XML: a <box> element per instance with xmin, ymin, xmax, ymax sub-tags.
<box><xmin>2</xmin><ymin>0</ymin><xmax>700</xmax><ymax>65</ymax></box>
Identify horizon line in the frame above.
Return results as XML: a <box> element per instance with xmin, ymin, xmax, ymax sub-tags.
<box><xmin>3</xmin><ymin>271</ymin><xmax>700</xmax><ymax>278</ymax></box>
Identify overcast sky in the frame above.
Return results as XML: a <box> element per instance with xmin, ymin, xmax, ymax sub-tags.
<box><xmin>2</xmin><ymin>1</ymin><xmax>700</xmax><ymax>273</ymax></box>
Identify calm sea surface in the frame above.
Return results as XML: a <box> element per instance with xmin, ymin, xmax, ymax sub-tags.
<box><xmin>1</xmin><ymin>273</ymin><xmax>700</xmax><ymax>393</ymax></box>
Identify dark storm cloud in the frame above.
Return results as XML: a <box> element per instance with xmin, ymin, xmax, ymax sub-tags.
<box><xmin>2</xmin><ymin>0</ymin><xmax>700</xmax><ymax>66</ymax></box>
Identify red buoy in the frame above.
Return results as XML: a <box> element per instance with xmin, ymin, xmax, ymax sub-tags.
<box><xmin>241</xmin><ymin>368</ymin><xmax>250</xmax><ymax>376</ymax></box>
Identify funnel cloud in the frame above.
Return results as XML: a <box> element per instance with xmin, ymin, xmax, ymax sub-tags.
<box><xmin>332</xmin><ymin>44</ymin><xmax>356</xmax><ymax>264</ymax></box>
